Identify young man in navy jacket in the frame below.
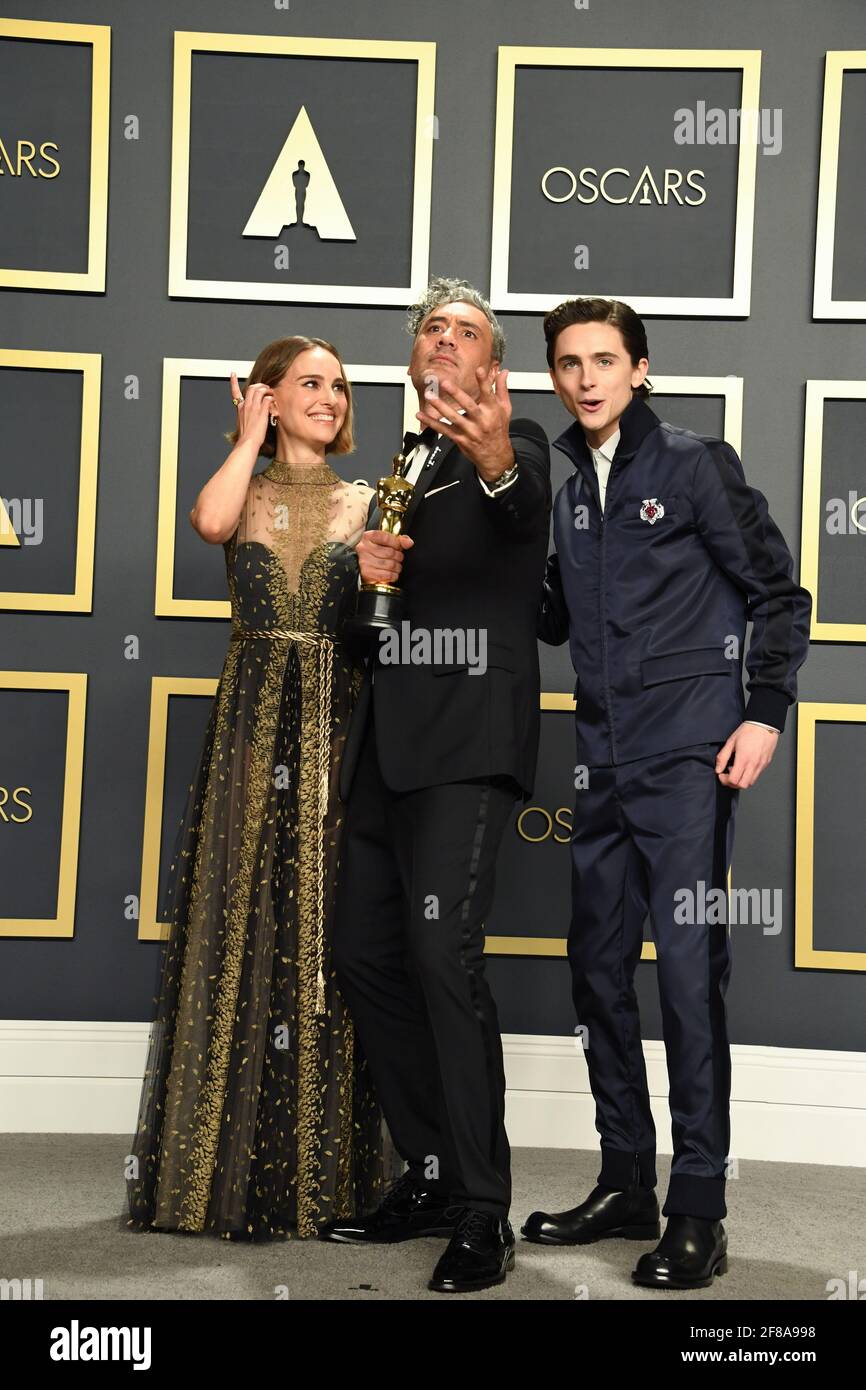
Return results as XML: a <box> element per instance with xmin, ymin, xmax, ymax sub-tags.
<box><xmin>524</xmin><ymin>297</ymin><xmax>812</xmax><ymax>1289</ymax></box>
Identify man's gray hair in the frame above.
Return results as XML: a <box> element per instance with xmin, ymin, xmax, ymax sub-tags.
<box><xmin>406</xmin><ymin>276</ymin><xmax>506</xmax><ymax>362</ymax></box>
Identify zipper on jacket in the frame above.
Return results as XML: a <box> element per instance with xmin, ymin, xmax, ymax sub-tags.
<box><xmin>597</xmin><ymin>467</ymin><xmax>618</xmax><ymax>764</ymax></box>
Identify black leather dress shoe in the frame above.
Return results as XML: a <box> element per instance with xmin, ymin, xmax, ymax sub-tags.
<box><xmin>632</xmin><ymin>1215</ymin><xmax>728</xmax><ymax>1289</ymax></box>
<box><xmin>318</xmin><ymin>1172</ymin><xmax>459</xmax><ymax>1244</ymax></box>
<box><xmin>428</xmin><ymin>1209</ymin><xmax>516</xmax><ymax>1293</ymax></box>
<box><xmin>521</xmin><ymin>1182</ymin><xmax>660</xmax><ymax>1245</ymax></box>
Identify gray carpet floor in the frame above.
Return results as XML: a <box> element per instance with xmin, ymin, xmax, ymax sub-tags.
<box><xmin>1</xmin><ymin>1136</ymin><xmax>861</xmax><ymax>1300</ymax></box>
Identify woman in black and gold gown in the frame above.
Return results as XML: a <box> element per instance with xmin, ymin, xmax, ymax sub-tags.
<box><xmin>127</xmin><ymin>336</ymin><xmax>393</xmax><ymax>1240</ymax></box>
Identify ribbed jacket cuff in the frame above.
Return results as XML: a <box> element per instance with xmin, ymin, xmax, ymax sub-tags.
<box><xmin>745</xmin><ymin>687</ymin><xmax>790</xmax><ymax>733</ymax></box>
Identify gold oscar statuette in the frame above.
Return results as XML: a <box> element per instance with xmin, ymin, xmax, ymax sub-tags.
<box><xmin>345</xmin><ymin>442</ymin><xmax>419</xmax><ymax>636</ymax></box>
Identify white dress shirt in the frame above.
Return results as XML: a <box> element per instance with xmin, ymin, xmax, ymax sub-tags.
<box><xmin>407</xmin><ymin>424</ymin><xmax>518</xmax><ymax>496</ymax></box>
<box><xmin>590</xmin><ymin>427</ymin><xmax>620</xmax><ymax>513</ymax></box>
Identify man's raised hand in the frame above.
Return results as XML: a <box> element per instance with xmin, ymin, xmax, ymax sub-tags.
<box><xmin>416</xmin><ymin>365</ymin><xmax>514</xmax><ymax>483</ymax></box>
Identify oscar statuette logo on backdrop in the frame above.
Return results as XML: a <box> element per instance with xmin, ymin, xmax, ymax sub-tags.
<box><xmin>242</xmin><ymin>105</ymin><xmax>356</xmax><ymax>242</ymax></box>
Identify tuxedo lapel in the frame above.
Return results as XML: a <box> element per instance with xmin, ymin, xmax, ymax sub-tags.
<box><xmin>400</xmin><ymin>435</ymin><xmax>457</xmax><ymax>530</ymax></box>
<box><xmin>367</xmin><ymin>435</ymin><xmax>458</xmax><ymax>532</ymax></box>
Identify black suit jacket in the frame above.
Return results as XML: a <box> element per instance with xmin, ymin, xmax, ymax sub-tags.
<box><xmin>339</xmin><ymin>418</ymin><xmax>551</xmax><ymax>799</ymax></box>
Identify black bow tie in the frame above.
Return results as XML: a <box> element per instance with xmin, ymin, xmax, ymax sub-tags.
<box><xmin>401</xmin><ymin>426</ymin><xmax>438</xmax><ymax>456</ymax></box>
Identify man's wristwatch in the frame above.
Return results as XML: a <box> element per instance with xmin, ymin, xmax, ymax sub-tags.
<box><xmin>486</xmin><ymin>461</ymin><xmax>519</xmax><ymax>493</ymax></box>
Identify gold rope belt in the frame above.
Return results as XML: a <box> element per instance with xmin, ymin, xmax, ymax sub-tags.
<box><xmin>230</xmin><ymin>624</ymin><xmax>335</xmax><ymax>1014</ymax></box>
<box><xmin>229</xmin><ymin>625</ymin><xmax>339</xmax><ymax>644</ymax></box>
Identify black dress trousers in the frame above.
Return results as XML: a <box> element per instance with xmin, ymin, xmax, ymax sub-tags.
<box><xmin>333</xmin><ymin>708</ymin><xmax>518</xmax><ymax>1217</ymax></box>
<box><xmin>568</xmin><ymin>742</ymin><xmax>738</xmax><ymax>1221</ymax></box>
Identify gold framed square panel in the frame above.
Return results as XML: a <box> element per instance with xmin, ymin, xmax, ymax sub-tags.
<box><xmin>796</xmin><ymin>702</ymin><xmax>866</xmax><ymax>971</ymax></box>
<box><xmin>505</xmin><ymin>373</ymin><xmax>744</xmax><ymax>455</ymax></box>
<box><xmin>0</xmin><ymin>19</ymin><xmax>109</xmax><ymax>292</ymax></box>
<box><xmin>491</xmin><ymin>46</ymin><xmax>760</xmax><ymax>316</ymax></box>
<box><xmin>139</xmin><ymin>675</ymin><xmax>217</xmax><ymax>941</ymax></box>
<box><xmin>144</xmin><ymin>683</ymin><xmax>580</xmax><ymax>952</ymax></box>
<box><xmin>813</xmin><ymin>51</ymin><xmax>866</xmax><ymax>319</ymax></box>
<box><xmin>485</xmin><ymin>694</ymin><xmax>678</xmax><ymax>962</ymax></box>
<box><xmin>0</xmin><ymin>349</ymin><xmax>101</xmax><ymax>611</ymax></box>
<box><xmin>169</xmin><ymin>32</ymin><xmax>435</xmax><ymax>305</ymax></box>
<box><xmin>140</xmin><ymin>685</ymin><xmax>732</xmax><ymax>955</ymax></box>
<box><xmin>156</xmin><ymin>358</ymin><xmax>418</xmax><ymax>618</ymax></box>
<box><xmin>800</xmin><ymin>379</ymin><xmax>866</xmax><ymax>642</ymax></box>
<box><xmin>0</xmin><ymin>672</ymin><xmax>87</xmax><ymax>938</ymax></box>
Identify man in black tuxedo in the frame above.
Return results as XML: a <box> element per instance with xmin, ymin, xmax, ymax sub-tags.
<box><xmin>319</xmin><ymin>277</ymin><xmax>551</xmax><ymax>1292</ymax></box>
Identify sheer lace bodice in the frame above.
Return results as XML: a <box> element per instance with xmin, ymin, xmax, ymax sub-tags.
<box><xmin>225</xmin><ymin>460</ymin><xmax>373</xmax><ymax>633</ymax></box>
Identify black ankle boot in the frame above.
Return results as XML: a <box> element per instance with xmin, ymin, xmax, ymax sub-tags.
<box><xmin>522</xmin><ymin>1179</ymin><xmax>660</xmax><ymax>1246</ymax></box>
<box><xmin>632</xmin><ymin>1215</ymin><xmax>728</xmax><ymax>1288</ymax></box>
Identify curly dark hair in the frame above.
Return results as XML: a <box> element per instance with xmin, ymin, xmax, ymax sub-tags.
<box><xmin>406</xmin><ymin>276</ymin><xmax>506</xmax><ymax>362</ymax></box>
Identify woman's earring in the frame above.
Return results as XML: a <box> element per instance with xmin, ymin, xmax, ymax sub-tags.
<box><xmin>269</xmin><ymin>413</ymin><xmax>278</xmax><ymax>427</ymax></box>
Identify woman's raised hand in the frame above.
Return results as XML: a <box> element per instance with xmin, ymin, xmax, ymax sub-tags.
<box><xmin>230</xmin><ymin>371</ymin><xmax>276</xmax><ymax>451</ymax></box>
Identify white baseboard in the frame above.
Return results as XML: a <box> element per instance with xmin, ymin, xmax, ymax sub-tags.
<box><xmin>503</xmin><ymin>1033</ymin><xmax>866</xmax><ymax>1167</ymax></box>
<box><xmin>1</xmin><ymin>1021</ymin><xmax>864</xmax><ymax>1168</ymax></box>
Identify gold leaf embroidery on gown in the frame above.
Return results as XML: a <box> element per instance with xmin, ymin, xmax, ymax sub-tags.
<box><xmin>126</xmin><ymin>462</ymin><xmax>393</xmax><ymax>1240</ymax></box>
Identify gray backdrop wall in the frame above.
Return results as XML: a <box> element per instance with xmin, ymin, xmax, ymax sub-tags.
<box><xmin>2</xmin><ymin>0</ymin><xmax>864</xmax><ymax>1053</ymax></box>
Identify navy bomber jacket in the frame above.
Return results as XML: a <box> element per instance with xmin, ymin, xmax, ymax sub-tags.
<box><xmin>538</xmin><ymin>394</ymin><xmax>812</xmax><ymax>767</ymax></box>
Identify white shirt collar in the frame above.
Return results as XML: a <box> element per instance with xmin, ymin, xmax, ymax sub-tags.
<box><xmin>591</xmin><ymin>428</ymin><xmax>620</xmax><ymax>463</ymax></box>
